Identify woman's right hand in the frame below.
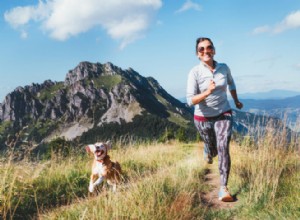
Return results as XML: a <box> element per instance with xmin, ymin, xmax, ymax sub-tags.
<box><xmin>206</xmin><ymin>80</ymin><xmax>216</xmax><ymax>95</ymax></box>
<box><xmin>192</xmin><ymin>80</ymin><xmax>216</xmax><ymax>104</ymax></box>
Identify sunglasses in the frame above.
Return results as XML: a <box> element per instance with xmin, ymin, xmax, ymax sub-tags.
<box><xmin>198</xmin><ymin>45</ymin><xmax>214</xmax><ymax>53</ymax></box>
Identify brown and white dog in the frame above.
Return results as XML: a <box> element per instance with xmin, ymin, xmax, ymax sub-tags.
<box><xmin>86</xmin><ymin>141</ymin><xmax>121</xmax><ymax>193</ymax></box>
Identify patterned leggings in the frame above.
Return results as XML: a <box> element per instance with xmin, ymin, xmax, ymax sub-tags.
<box><xmin>194</xmin><ymin>114</ymin><xmax>232</xmax><ymax>186</ymax></box>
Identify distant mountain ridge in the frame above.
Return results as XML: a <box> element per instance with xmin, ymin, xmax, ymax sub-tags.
<box><xmin>235</xmin><ymin>95</ymin><xmax>300</xmax><ymax>110</ymax></box>
<box><xmin>179</xmin><ymin>89</ymin><xmax>300</xmax><ymax>103</ymax></box>
<box><xmin>229</xmin><ymin>95</ymin><xmax>300</xmax><ymax>131</ymax></box>
<box><xmin>237</xmin><ymin>89</ymin><xmax>300</xmax><ymax>100</ymax></box>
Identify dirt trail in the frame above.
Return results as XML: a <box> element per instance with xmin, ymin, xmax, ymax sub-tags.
<box><xmin>201</xmin><ymin>164</ymin><xmax>238</xmax><ymax>209</ymax></box>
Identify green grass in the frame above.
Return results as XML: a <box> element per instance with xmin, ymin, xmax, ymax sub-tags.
<box><xmin>0</xmin><ymin>129</ymin><xmax>299</xmax><ymax>219</ymax></box>
<box><xmin>0</xmin><ymin>121</ymin><xmax>12</xmax><ymax>134</ymax></box>
<box><xmin>91</xmin><ymin>75</ymin><xmax>122</xmax><ymax>90</ymax></box>
<box><xmin>42</xmin><ymin>142</ymin><xmax>207</xmax><ymax>219</ymax></box>
<box><xmin>38</xmin><ymin>82</ymin><xmax>65</xmax><ymax>101</ymax></box>
<box><xmin>167</xmin><ymin>110</ymin><xmax>190</xmax><ymax>127</ymax></box>
<box><xmin>154</xmin><ymin>94</ymin><xmax>190</xmax><ymax>127</ymax></box>
<box><xmin>228</xmin><ymin>124</ymin><xmax>300</xmax><ymax>219</ymax></box>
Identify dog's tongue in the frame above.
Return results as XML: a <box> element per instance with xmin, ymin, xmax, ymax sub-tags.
<box><xmin>96</xmin><ymin>150</ymin><xmax>104</xmax><ymax>157</ymax></box>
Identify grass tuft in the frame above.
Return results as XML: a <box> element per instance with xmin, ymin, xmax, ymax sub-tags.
<box><xmin>0</xmin><ymin>122</ymin><xmax>299</xmax><ymax>219</ymax></box>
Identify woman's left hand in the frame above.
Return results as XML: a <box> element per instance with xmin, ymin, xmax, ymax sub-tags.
<box><xmin>235</xmin><ymin>101</ymin><xmax>243</xmax><ymax>109</ymax></box>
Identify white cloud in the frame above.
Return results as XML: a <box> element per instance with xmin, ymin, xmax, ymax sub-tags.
<box><xmin>252</xmin><ymin>25</ymin><xmax>271</xmax><ymax>35</ymax></box>
<box><xmin>274</xmin><ymin>10</ymin><xmax>300</xmax><ymax>33</ymax></box>
<box><xmin>175</xmin><ymin>0</ymin><xmax>202</xmax><ymax>13</ymax></box>
<box><xmin>253</xmin><ymin>10</ymin><xmax>300</xmax><ymax>34</ymax></box>
<box><xmin>4</xmin><ymin>1</ymin><xmax>50</xmax><ymax>28</ymax></box>
<box><xmin>4</xmin><ymin>0</ymin><xmax>162</xmax><ymax>48</ymax></box>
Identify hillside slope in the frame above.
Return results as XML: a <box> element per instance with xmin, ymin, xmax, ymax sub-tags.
<box><xmin>0</xmin><ymin>62</ymin><xmax>193</xmax><ymax>150</ymax></box>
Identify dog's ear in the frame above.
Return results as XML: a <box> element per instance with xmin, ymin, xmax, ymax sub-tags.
<box><xmin>86</xmin><ymin>144</ymin><xmax>96</xmax><ymax>153</ymax></box>
<box><xmin>105</xmin><ymin>140</ymin><xmax>112</xmax><ymax>150</ymax></box>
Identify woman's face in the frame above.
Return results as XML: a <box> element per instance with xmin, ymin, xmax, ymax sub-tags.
<box><xmin>197</xmin><ymin>40</ymin><xmax>215</xmax><ymax>63</ymax></box>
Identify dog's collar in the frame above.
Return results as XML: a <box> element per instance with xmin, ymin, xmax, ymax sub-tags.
<box><xmin>96</xmin><ymin>155</ymin><xmax>108</xmax><ymax>163</ymax></box>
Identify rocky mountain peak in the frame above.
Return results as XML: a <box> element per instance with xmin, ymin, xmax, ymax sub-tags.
<box><xmin>104</xmin><ymin>62</ymin><xmax>121</xmax><ymax>75</ymax></box>
<box><xmin>64</xmin><ymin>61</ymin><xmax>122</xmax><ymax>86</ymax></box>
<box><xmin>0</xmin><ymin>61</ymin><xmax>192</xmax><ymax>147</ymax></box>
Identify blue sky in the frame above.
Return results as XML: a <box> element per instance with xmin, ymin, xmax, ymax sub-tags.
<box><xmin>1</xmin><ymin>0</ymin><xmax>300</xmax><ymax>102</ymax></box>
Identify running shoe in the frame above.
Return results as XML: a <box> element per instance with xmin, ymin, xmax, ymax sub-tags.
<box><xmin>218</xmin><ymin>186</ymin><xmax>234</xmax><ymax>202</ymax></box>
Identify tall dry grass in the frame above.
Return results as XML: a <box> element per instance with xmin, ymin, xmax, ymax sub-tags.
<box><xmin>0</xmin><ymin>142</ymin><xmax>210</xmax><ymax>219</ymax></box>
<box><xmin>230</xmin><ymin>119</ymin><xmax>300</xmax><ymax>219</ymax></box>
<box><xmin>1</xmin><ymin>120</ymin><xmax>299</xmax><ymax>219</ymax></box>
<box><xmin>0</xmin><ymin>152</ymin><xmax>89</xmax><ymax>219</ymax></box>
<box><xmin>42</xmin><ymin>142</ymin><xmax>208</xmax><ymax>220</ymax></box>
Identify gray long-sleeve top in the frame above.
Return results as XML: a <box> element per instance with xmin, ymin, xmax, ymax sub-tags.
<box><xmin>186</xmin><ymin>61</ymin><xmax>236</xmax><ymax>117</ymax></box>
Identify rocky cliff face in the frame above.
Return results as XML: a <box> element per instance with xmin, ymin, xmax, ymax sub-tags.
<box><xmin>0</xmin><ymin>62</ymin><xmax>191</xmax><ymax>147</ymax></box>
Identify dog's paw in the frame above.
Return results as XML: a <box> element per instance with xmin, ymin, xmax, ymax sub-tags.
<box><xmin>89</xmin><ymin>184</ymin><xmax>94</xmax><ymax>193</ymax></box>
<box><xmin>112</xmin><ymin>184</ymin><xmax>117</xmax><ymax>193</ymax></box>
